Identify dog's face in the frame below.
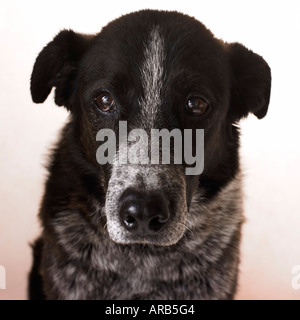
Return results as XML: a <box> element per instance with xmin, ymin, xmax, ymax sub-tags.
<box><xmin>31</xmin><ymin>10</ymin><xmax>271</xmax><ymax>246</ymax></box>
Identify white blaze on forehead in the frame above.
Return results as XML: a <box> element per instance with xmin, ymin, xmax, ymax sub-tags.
<box><xmin>104</xmin><ymin>28</ymin><xmax>189</xmax><ymax>246</ymax></box>
<box><xmin>140</xmin><ymin>27</ymin><xmax>165</xmax><ymax>127</ymax></box>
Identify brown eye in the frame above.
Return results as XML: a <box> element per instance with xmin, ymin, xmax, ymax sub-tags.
<box><xmin>94</xmin><ymin>92</ymin><xmax>115</xmax><ymax>112</ymax></box>
<box><xmin>186</xmin><ymin>96</ymin><xmax>209</xmax><ymax>116</ymax></box>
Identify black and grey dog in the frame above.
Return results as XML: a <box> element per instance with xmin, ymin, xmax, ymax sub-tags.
<box><xmin>29</xmin><ymin>10</ymin><xmax>271</xmax><ymax>299</ymax></box>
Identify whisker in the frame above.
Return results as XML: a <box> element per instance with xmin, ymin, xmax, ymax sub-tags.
<box><xmin>179</xmin><ymin>222</ymin><xmax>194</xmax><ymax>235</ymax></box>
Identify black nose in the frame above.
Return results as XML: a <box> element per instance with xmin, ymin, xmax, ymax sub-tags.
<box><xmin>118</xmin><ymin>189</ymin><xmax>170</xmax><ymax>236</ymax></box>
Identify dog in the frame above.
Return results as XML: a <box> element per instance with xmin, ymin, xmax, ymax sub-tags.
<box><xmin>28</xmin><ymin>10</ymin><xmax>271</xmax><ymax>299</ymax></box>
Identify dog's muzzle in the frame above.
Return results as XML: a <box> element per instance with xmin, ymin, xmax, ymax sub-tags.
<box><xmin>104</xmin><ymin>163</ymin><xmax>188</xmax><ymax>246</ymax></box>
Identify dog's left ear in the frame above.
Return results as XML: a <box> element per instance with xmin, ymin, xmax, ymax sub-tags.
<box><xmin>30</xmin><ymin>30</ymin><xmax>94</xmax><ymax>110</ymax></box>
<box><xmin>228</xmin><ymin>42</ymin><xmax>271</xmax><ymax>121</ymax></box>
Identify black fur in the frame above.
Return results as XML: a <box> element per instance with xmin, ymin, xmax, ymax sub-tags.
<box><xmin>29</xmin><ymin>10</ymin><xmax>271</xmax><ymax>300</ymax></box>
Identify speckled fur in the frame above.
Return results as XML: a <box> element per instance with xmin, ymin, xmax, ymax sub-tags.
<box><xmin>39</xmin><ymin>174</ymin><xmax>243</xmax><ymax>300</ymax></box>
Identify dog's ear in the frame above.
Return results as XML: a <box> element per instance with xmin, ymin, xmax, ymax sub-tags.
<box><xmin>30</xmin><ymin>30</ymin><xmax>93</xmax><ymax>109</ymax></box>
<box><xmin>228</xmin><ymin>42</ymin><xmax>271</xmax><ymax>121</ymax></box>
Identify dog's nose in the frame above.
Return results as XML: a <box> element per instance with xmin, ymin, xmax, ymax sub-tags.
<box><xmin>118</xmin><ymin>189</ymin><xmax>170</xmax><ymax>236</ymax></box>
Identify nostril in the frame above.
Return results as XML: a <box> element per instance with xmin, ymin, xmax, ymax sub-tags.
<box><xmin>148</xmin><ymin>214</ymin><xmax>169</xmax><ymax>232</ymax></box>
<box><xmin>149</xmin><ymin>216</ymin><xmax>161</xmax><ymax>232</ymax></box>
<box><xmin>124</xmin><ymin>215</ymin><xmax>136</xmax><ymax>227</ymax></box>
<box><xmin>119</xmin><ymin>204</ymin><xmax>140</xmax><ymax>230</ymax></box>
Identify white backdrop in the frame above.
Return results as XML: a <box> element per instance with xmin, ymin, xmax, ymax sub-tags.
<box><xmin>0</xmin><ymin>0</ymin><xmax>300</xmax><ymax>299</ymax></box>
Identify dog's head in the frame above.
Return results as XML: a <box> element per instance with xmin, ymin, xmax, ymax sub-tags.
<box><xmin>31</xmin><ymin>10</ymin><xmax>271</xmax><ymax>246</ymax></box>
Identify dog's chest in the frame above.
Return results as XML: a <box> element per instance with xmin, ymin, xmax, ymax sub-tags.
<box><xmin>50</xmin><ymin>247</ymin><xmax>176</xmax><ymax>299</ymax></box>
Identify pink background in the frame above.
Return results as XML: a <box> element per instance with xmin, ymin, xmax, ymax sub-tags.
<box><xmin>1</xmin><ymin>0</ymin><xmax>300</xmax><ymax>300</ymax></box>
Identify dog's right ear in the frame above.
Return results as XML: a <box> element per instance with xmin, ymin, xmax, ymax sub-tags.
<box><xmin>30</xmin><ymin>30</ymin><xmax>93</xmax><ymax>109</ymax></box>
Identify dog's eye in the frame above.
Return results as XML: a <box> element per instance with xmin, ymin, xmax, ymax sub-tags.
<box><xmin>186</xmin><ymin>97</ymin><xmax>209</xmax><ymax>116</ymax></box>
<box><xmin>94</xmin><ymin>92</ymin><xmax>115</xmax><ymax>112</ymax></box>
